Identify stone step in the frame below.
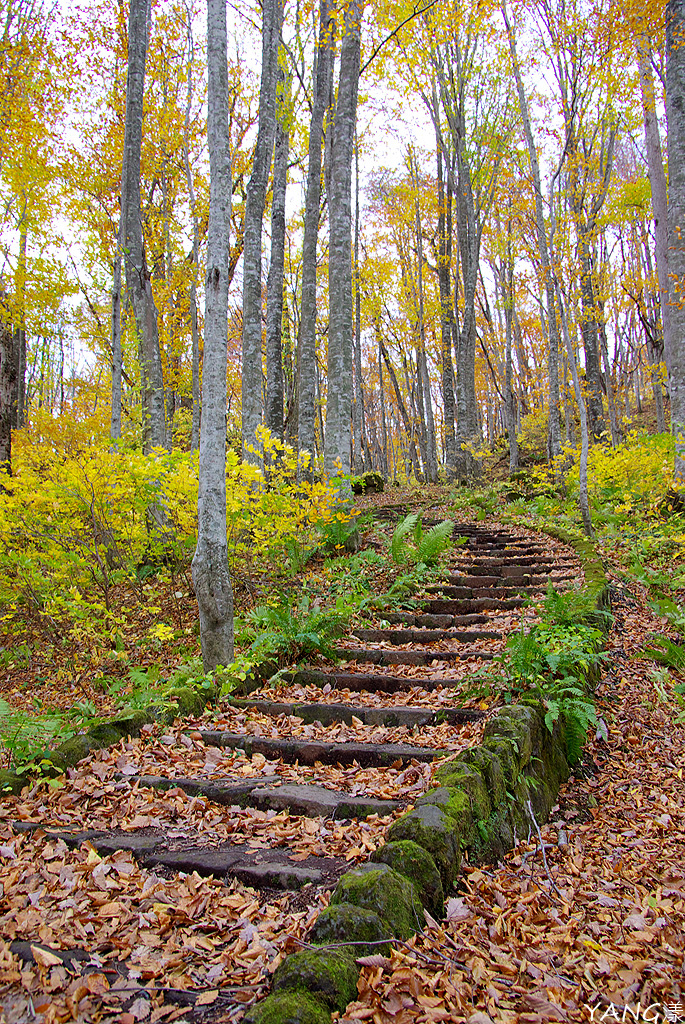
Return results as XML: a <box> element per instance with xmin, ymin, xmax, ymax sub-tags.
<box><xmin>336</xmin><ymin>647</ymin><xmax>493</xmax><ymax>666</ymax></box>
<box><xmin>422</xmin><ymin>596</ymin><xmax>525</xmax><ymax>614</ymax></box>
<box><xmin>116</xmin><ymin>773</ymin><xmax>280</xmax><ymax>806</ymax></box>
<box><xmin>198</xmin><ymin>730</ymin><xmax>448</xmax><ymax>767</ymax></box>
<box><xmin>146</xmin><ymin>847</ymin><xmax>330</xmax><ymax>890</ymax></box>
<box><xmin>455</xmin><ymin>557</ymin><xmax>576</xmax><ymax>572</ymax></box>
<box><xmin>229</xmin><ymin>697</ymin><xmax>484</xmax><ymax>726</ymax></box>
<box><xmin>122</xmin><ymin>775</ymin><xmax>399</xmax><ymax>820</ymax></box>
<box><xmin>289</xmin><ymin>668</ymin><xmax>467</xmax><ymax>693</ymax></box>
<box><xmin>380</xmin><ymin>611</ymin><xmax>489</xmax><ymax>627</ymax></box>
<box><xmin>352</xmin><ymin>627</ymin><xmax>501</xmax><ymax>645</ymax></box>
<box><xmin>423</xmin><ymin>583</ymin><xmax>543</xmax><ymax>598</ymax></box>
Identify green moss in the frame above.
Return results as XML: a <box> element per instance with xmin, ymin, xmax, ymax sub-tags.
<box><xmin>387</xmin><ymin>804</ymin><xmax>461</xmax><ymax>888</ymax></box>
<box><xmin>0</xmin><ymin>769</ymin><xmax>25</xmax><ymax>795</ymax></box>
<box><xmin>113</xmin><ymin>710</ymin><xmax>154</xmax><ymax>735</ymax></box>
<box><xmin>162</xmin><ymin>685</ymin><xmax>206</xmax><ymax>718</ymax></box>
<box><xmin>371</xmin><ymin>841</ymin><xmax>444</xmax><ymax>918</ymax></box>
<box><xmin>481</xmin><ymin>736</ymin><xmax>519</xmax><ymax>788</ymax></box>
<box><xmin>309</xmin><ymin>903</ymin><xmax>391</xmax><ymax>956</ymax></box>
<box><xmin>272</xmin><ymin>949</ymin><xmax>358</xmax><ymax>1011</ymax></box>
<box><xmin>454</xmin><ymin>747</ymin><xmax>506</xmax><ymax>806</ymax></box>
<box><xmin>241</xmin><ymin>991</ymin><xmax>332</xmax><ymax>1024</ymax></box>
<box><xmin>484</xmin><ymin>706</ymin><xmax>534</xmax><ymax>765</ymax></box>
<box><xmin>87</xmin><ymin>722</ymin><xmax>127</xmax><ymax>747</ymax></box>
<box><xmin>433</xmin><ymin>768</ymin><xmax>491</xmax><ymax>821</ymax></box>
<box><xmin>331</xmin><ymin>864</ymin><xmax>423</xmax><ymax>940</ymax></box>
<box><xmin>50</xmin><ymin>734</ymin><xmax>93</xmax><ymax>770</ymax></box>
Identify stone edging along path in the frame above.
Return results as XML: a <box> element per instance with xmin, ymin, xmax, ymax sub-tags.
<box><xmin>240</xmin><ymin>523</ymin><xmax>610</xmax><ymax>1024</ymax></box>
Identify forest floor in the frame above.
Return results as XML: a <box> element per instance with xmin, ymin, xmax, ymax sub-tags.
<box><xmin>0</xmin><ymin>500</ymin><xmax>683</xmax><ymax>1023</ymax></box>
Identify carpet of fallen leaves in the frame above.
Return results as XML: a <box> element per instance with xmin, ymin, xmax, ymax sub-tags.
<box><xmin>338</xmin><ymin>585</ymin><xmax>685</xmax><ymax>1024</ymax></box>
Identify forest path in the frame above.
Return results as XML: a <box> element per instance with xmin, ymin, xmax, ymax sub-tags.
<box><xmin>0</xmin><ymin>516</ymin><xmax>595</xmax><ymax>1023</ymax></box>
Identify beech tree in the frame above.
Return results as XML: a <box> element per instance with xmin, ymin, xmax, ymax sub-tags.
<box><xmin>324</xmin><ymin>0</ymin><xmax>362</xmax><ymax>476</ymax></box>
<box><xmin>242</xmin><ymin>0</ymin><xmax>283</xmax><ymax>461</ymax></box>
<box><xmin>667</xmin><ymin>0</ymin><xmax>685</xmax><ymax>481</ymax></box>
<box><xmin>120</xmin><ymin>0</ymin><xmax>166</xmax><ymax>453</ymax></box>
<box><xmin>192</xmin><ymin>0</ymin><xmax>233</xmax><ymax>671</ymax></box>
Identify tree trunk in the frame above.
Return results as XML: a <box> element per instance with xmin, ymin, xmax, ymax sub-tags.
<box><xmin>502</xmin><ymin>3</ymin><xmax>562</xmax><ymax>459</ymax></box>
<box><xmin>324</xmin><ymin>0</ymin><xmax>362</xmax><ymax>477</ymax></box>
<box><xmin>191</xmin><ymin>0</ymin><xmax>234</xmax><ymax>671</ymax></box>
<box><xmin>667</xmin><ymin>0</ymin><xmax>685</xmax><ymax>480</ymax></box>
<box><xmin>265</xmin><ymin>68</ymin><xmax>289</xmax><ymax>442</ymax></box>
<box><xmin>182</xmin><ymin>10</ymin><xmax>201</xmax><ymax>453</ymax></box>
<box><xmin>242</xmin><ymin>0</ymin><xmax>283</xmax><ymax>461</ymax></box>
<box><xmin>298</xmin><ymin>0</ymin><xmax>333</xmax><ymax>471</ymax></box>
<box><xmin>13</xmin><ymin>226</ymin><xmax>26</xmax><ymax>430</ymax></box>
<box><xmin>122</xmin><ymin>0</ymin><xmax>165</xmax><ymax>453</ymax></box>
<box><xmin>0</xmin><ymin>316</ymin><xmax>15</xmax><ymax>475</ymax></box>
<box><xmin>352</xmin><ymin>135</ymin><xmax>364</xmax><ymax>472</ymax></box>
<box><xmin>111</xmin><ymin>242</ymin><xmax>123</xmax><ymax>442</ymax></box>
<box><xmin>557</xmin><ymin>283</ymin><xmax>593</xmax><ymax>536</ymax></box>
<box><xmin>638</xmin><ymin>34</ymin><xmax>674</xmax><ymax>377</ymax></box>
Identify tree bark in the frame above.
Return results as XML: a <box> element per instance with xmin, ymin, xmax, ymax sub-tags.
<box><xmin>265</xmin><ymin>68</ymin><xmax>289</xmax><ymax>442</ymax></box>
<box><xmin>502</xmin><ymin>2</ymin><xmax>562</xmax><ymax>459</ymax></box>
<box><xmin>324</xmin><ymin>0</ymin><xmax>362</xmax><ymax>477</ymax></box>
<box><xmin>0</xmin><ymin>316</ymin><xmax>15</xmax><ymax>475</ymax></box>
<box><xmin>638</xmin><ymin>34</ymin><xmax>673</xmax><ymax>377</ymax></box>
<box><xmin>111</xmin><ymin>238</ymin><xmax>123</xmax><ymax>442</ymax></box>
<box><xmin>298</xmin><ymin>0</ymin><xmax>333</xmax><ymax>471</ymax></box>
<box><xmin>182</xmin><ymin>10</ymin><xmax>201</xmax><ymax>453</ymax></box>
<box><xmin>242</xmin><ymin>0</ymin><xmax>283</xmax><ymax>461</ymax></box>
<box><xmin>192</xmin><ymin>0</ymin><xmax>234</xmax><ymax>671</ymax></box>
<box><xmin>122</xmin><ymin>0</ymin><xmax>165</xmax><ymax>453</ymax></box>
<box><xmin>409</xmin><ymin>147</ymin><xmax>437</xmax><ymax>482</ymax></box>
<box><xmin>353</xmin><ymin>135</ymin><xmax>364</xmax><ymax>473</ymax></box>
<box><xmin>667</xmin><ymin>0</ymin><xmax>685</xmax><ymax>481</ymax></box>
<box><xmin>557</xmin><ymin>282</ymin><xmax>593</xmax><ymax>536</ymax></box>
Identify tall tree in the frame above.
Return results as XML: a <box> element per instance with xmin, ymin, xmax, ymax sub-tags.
<box><xmin>242</xmin><ymin>0</ymin><xmax>283</xmax><ymax>461</ymax></box>
<box><xmin>192</xmin><ymin>0</ymin><xmax>234</xmax><ymax>671</ymax></box>
<box><xmin>121</xmin><ymin>0</ymin><xmax>165</xmax><ymax>452</ymax></box>
<box><xmin>667</xmin><ymin>0</ymin><xmax>685</xmax><ymax>481</ymax></box>
<box><xmin>325</xmin><ymin>0</ymin><xmax>362</xmax><ymax>476</ymax></box>
<box><xmin>265</xmin><ymin>66</ymin><xmax>290</xmax><ymax>441</ymax></box>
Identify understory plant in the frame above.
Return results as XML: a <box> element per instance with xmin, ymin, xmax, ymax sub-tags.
<box><xmin>390</xmin><ymin>512</ymin><xmax>455</xmax><ymax>566</ymax></box>
<box><xmin>240</xmin><ymin>596</ymin><xmax>349</xmax><ymax>667</ymax></box>
<box><xmin>499</xmin><ymin>584</ymin><xmax>608</xmax><ymax>763</ymax></box>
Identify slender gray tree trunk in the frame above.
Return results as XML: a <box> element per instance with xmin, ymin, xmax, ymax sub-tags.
<box><xmin>638</xmin><ymin>34</ymin><xmax>674</xmax><ymax>377</ymax></box>
<box><xmin>324</xmin><ymin>0</ymin><xmax>362</xmax><ymax>477</ymax></box>
<box><xmin>242</xmin><ymin>0</ymin><xmax>283</xmax><ymax>461</ymax></box>
<box><xmin>122</xmin><ymin>0</ymin><xmax>165</xmax><ymax>453</ymax></box>
<box><xmin>352</xmin><ymin>137</ymin><xmax>364</xmax><ymax>473</ymax></box>
<box><xmin>192</xmin><ymin>0</ymin><xmax>234</xmax><ymax>671</ymax></box>
<box><xmin>432</xmin><ymin>121</ymin><xmax>457</xmax><ymax>476</ymax></box>
<box><xmin>183</xmin><ymin>11</ymin><xmax>201</xmax><ymax>453</ymax></box>
<box><xmin>111</xmin><ymin>241</ymin><xmax>123</xmax><ymax>442</ymax></box>
<box><xmin>298</xmin><ymin>0</ymin><xmax>333</xmax><ymax>472</ymax></box>
<box><xmin>0</xmin><ymin>316</ymin><xmax>15</xmax><ymax>474</ymax></box>
<box><xmin>557</xmin><ymin>283</ymin><xmax>593</xmax><ymax>535</ymax></box>
<box><xmin>667</xmin><ymin>0</ymin><xmax>685</xmax><ymax>480</ymax></box>
<box><xmin>502</xmin><ymin>3</ymin><xmax>562</xmax><ymax>459</ymax></box>
<box><xmin>265</xmin><ymin>69</ymin><xmax>289</xmax><ymax>442</ymax></box>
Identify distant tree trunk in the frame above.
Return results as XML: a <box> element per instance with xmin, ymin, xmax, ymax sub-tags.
<box><xmin>667</xmin><ymin>0</ymin><xmax>685</xmax><ymax>481</ymax></box>
<box><xmin>111</xmin><ymin>240</ymin><xmax>123</xmax><ymax>442</ymax></box>
<box><xmin>557</xmin><ymin>283</ymin><xmax>593</xmax><ymax>535</ymax></box>
<box><xmin>432</xmin><ymin>119</ymin><xmax>457</xmax><ymax>476</ymax></box>
<box><xmin>409</xmin><ymin>147</ymin><xmax>438</xmax><ymax>482</ymax></box>
<box><xmin>324</xmin><ymin>0</ymin><xmax>361</xmax><ymax>477</ymax></box>
<box><xmin>502</xmin><ymin>237</ymin><xmax>518</xmax><ymax>472</ymax></box>
<box><xmin>0</xmin><ymin>317</ymin><xmax>15</xmax><ymax>474</ymax></box>
<box><xmin>13</xmin><ymin>226</ymin><xmax>27</xmax><ymax>430</ymax></box>
<box><xmin>192</xmin><ymin>0</ymin><xmax>234</xmax><ymax>671</ymax></box>
<box><xmin>638</xmin><ymin>34</ymin><xmax>673</xmax><ymax>377</ymax></box>
<box><xmin>298</xmin><ymin>0</ymin><xmax>333</xmax><ymax>471</ymax></box>
<box><xmin>122</xmin><ymin>0</ymin><xmax>165</xmax><ymax>453</ymax></box>
<box><xmin>242</xmin><ymin>0</ymin><xmax>282</xmax><ymax>461</ymax></box>
<box><xmin>265</xmin><ymin>69</ymin><xmax>289</xmax><ymax>442</ymax></box>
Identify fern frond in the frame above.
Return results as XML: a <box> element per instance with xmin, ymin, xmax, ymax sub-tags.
<box><xmin>391</xmin><ymin>513</ymin><xmax>420</xmax><ymax>564</ymax></box>
<box><xmin>416</xmin><ymin>519</ymin><xmax>453</xmax><ymax>565</ymax></box>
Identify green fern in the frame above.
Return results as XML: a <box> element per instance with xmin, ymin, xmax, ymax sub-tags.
<box><xmin>243</xmin><ymin>600</ymin><xmax>348</xmax><ymax>667</ymax></box>
<box><xmin>416</xmin><ymin>519</ymin><xmax>453</xmax><ymax>565</ymax></box>
<box><xmin>640</xmin><ymin>635</ymin><xmax>685</xmax><ymax>671</ymax></box>
<box><xmin>543</xmin><ymin>683</ymin><xmax>597</xmax><ymax>765</ymax></box>
<box><xmin>390</xmin><ymin>513</ymin><xmax>420</xmax><ymax>564</ymax></box>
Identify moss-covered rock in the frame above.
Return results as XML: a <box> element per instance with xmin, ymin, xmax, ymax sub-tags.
<box><xmin>50</xmin><ymin>734</ymin><xmax>94</xmax><ymax>770</ymax></box>
<box><xmin>271</xmin><ymin>949</ymin><xmax>358</xmax><ymax>1011</ymax></box>
<box><xmin>484</xmin><ymin>705</ymin><xmax>536</xmax><ymax>766</ymax></box>
<box><xmin>481</xmin><ymin>736</ymin><xmax>519</xmax><ymax>790</ymax></box>
<box><xmin>160</xmin><ymin>685</ymin><xmax>207</xmax><ymax>721</ymax></box>
<box><xmin>371</xmin><ymin>841</ymin><xmax>444</xmax><ymax>918</ymax></box>
<box><xmin>309</xmin><ymin>902</ymin><xmax>391</xmax><ymax>955</ymax></box>
<box><xmin>387</xmin><ymin>804</ymin><xmax>460</xmax><ymax>888</ymax></box>
<box><xmin>0</xmin><ymin>769</ymin><xmax>25</xmax><ymax>795</ymax></box>
<box><xmin>87</xmin><ymin>722</ymin><xmax>127</xmax><ymax>747</ymax></box>
<box><xmin>452</xmin><ymin>746</ymin><xmax>506</xmax><ymax>807</ymax></box>
<box><xmin>331</xmin><ymin>863</ymin><xmax>423</xmax><ymax>940</ymax></box>
<box><xmin>432</xmin><ymin>767</ymin><xmax>491</xmax><ymax>822</ymax></box>
<box><xmin>241</xmin><ymin>991</ymin><xmax>332</xmax><ymax>1024</ymax></box>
